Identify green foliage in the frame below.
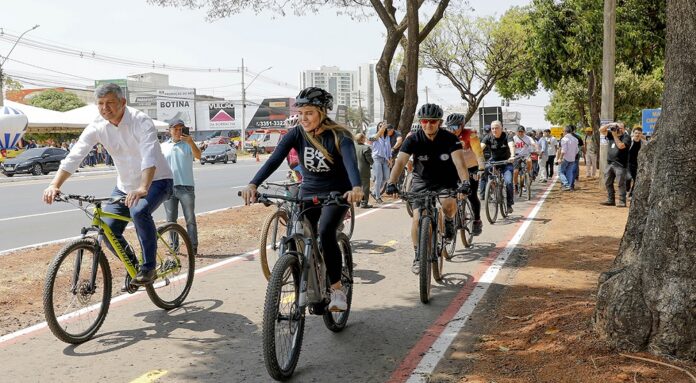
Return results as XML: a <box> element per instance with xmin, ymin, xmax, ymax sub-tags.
<box><xmin>544</xmin><ymin>77</ymin><xmax>587</xmax><ymax>126</ymax></box>
<box><xmin>3</xmin><ymin>76</ymin><xmax>23</xmax><ymax>91</ymax></box>
<box><xmin>346</xmin><ymin>107</ymin><xmax>371</xmax><ymax>130</ymax></box>
<box><xmin>28</xmin><ymin>90</ymin><xmax>86</xmax><ymax>112</ymax></box>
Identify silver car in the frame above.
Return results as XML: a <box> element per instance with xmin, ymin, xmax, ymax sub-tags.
<box><xmin>200</xmin><ymin>144</ymin><xmax>237</xmax><ymax>165</ymax></box>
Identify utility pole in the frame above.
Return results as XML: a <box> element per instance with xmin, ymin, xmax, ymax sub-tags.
<box><xmin>599</xmin><ymin>0</ymin><xmax>616</xmax><ymax>190</ymax></box>
<box><xmin>0</xmin><ymin>25</ymin><xmax>40</xmax><ymax>106</ymax></box>
<box><xmin>240</xmin><ymin>58</ymin><xmax>246</xmax><ymax>151</ymax></box>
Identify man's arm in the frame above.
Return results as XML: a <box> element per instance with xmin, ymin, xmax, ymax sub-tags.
<box><xmin>387</xmin><ymin>152</ymin><xmax>411</xmax><ymax>185</ymax></box>
<box><xmin>185</xmin><ymin>136</ymin><xmax>202</xmax><ymax>160</ymax></box>
<box><xmin>507</xmin><ymin>141</ymin><xmax>516</xmax><ymax>162</ymax></box>
<box><xmin>451</xmin><ymin>149</ymin><xmax>471</xmax><ymax>182</ymax></box>
<box><xmin>393</xmin><ymin>135</ymin><xmax>403</xmax><ymax>151</ymax></box>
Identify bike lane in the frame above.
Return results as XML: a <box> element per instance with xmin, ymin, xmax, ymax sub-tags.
<box><xmin>1</xmin><ymin>180</ymin><xmax>554</xmax><ymax>382</ymax></box>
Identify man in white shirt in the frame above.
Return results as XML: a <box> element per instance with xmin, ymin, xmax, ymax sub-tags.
<box><xmin>543</xmin><ymin>129</ymin><xmax>559</xmax><ymax>180</ymax></box>
<box><xmin>555</xmin><ymin>125</ymin><xmax>579</xmax><ymax>191</ymax></box>
<box><xmin>42</xmin><ymin>83</ymin><xmax>173</xmax><ymax>285</ymax></box>
<box><xmin>512</xmin><ymin>126</ymin><xmax>538</xmax><ymax>193</ymax></box>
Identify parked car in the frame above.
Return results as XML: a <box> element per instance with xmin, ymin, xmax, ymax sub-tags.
<box><xmin>2</xmin><ymin>148</ymin><xmax>68</xmax><ymax>177</ymax></box>
<box><xmin>243</xmin><ymin>131</ymin><xmax>284</xmax><ymax>154</ymax></box>
<box><xmin>200</xmin><ymin>144</ymin><xmax>237</xmax><ymax>165</ymax></box>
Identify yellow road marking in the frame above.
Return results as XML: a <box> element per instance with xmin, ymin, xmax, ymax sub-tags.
<box><xmin>130</xmin><ymin>370</ymin><xmax>168</xmax><ymax>383</ymax></box>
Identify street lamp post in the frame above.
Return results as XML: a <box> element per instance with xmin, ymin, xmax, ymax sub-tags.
<box><xmin>239</xmin><ymin>59</ymin><xmax>272</xmax><ymax>152</ymax></box>
<box><xmin>0</xmin><ymin>25</ymin><xmax>40</xmax><ymax>106</ymax></box>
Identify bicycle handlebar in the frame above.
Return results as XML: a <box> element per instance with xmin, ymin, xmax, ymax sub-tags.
<box><xmin>237</xmin><ymin>190</ymin><xmax>348</xmax><ymax>206</ymax></box>
<box><xmin>399</xmin><ymin>189</ymin><xmax>457</xmax><ymax>201</ymax></box>
<box><xmin>55</xmin><ymin>194</ymin><xmax>125</xmax><ymax>205</ymax></box>
<box><xmin>262</xmin><ymin>180</ymin><xmax>301</xmax><ymax>189</ymax></box>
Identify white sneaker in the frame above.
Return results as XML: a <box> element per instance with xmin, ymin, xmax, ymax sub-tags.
<box><xmin>329</xmin><ymin>289</ymin><xmax>347</xmax><ymax>312</ymax></box>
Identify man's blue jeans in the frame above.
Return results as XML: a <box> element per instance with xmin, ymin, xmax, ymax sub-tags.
<box><xmin>102</xmin><ymin>179</ymin><xmax>173</xmax><ymax>272</ymax></box>
<box><xmin>559</xmin><ymin>160</ymin><xmax>577</xmax><ymax>188</ymax></box>
<box><xmin>163</xmin><ymin>185</ymin><xmax>198</xmax><ymax>250</ymax></box>
<box><xmin>372</xmin><ymin>156</ymin><xmax>390</xmax><ymax>200</ymax></box>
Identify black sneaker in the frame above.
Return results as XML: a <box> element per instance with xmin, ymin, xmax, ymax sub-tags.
<box><xmin>472</xmin><ymin>220</ymin><xmax>483</xmax><ymax>236</ymax></box>
<box><xmin>600</xmin><ymin>200</ymin><xmax>615</xmax><ymax>206</ymax></box>
<box><xmin>444</xmin><ymin>219</ymin><xmax>455</xmax><ymax>239</ymax></box>
<box><xmin>617</xmin><ymin>200</ymin><xmax>627</xmax><ymax>207</ymax></box>
<box><xmin>132</xmin><ymin>269</ymin><xmax>156</xmax><ymax>286</ymax></box>
<box><xmin>507</xmin><ymin>206</ymin><xmax>514</xmax><ymax>214</ymax></box>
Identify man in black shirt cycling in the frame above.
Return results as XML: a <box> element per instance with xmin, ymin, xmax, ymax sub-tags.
<box><xmin>385</xmin><ymin>103</ymin><xmax>471</xmax><ymax>274</ymax></box>
<box><xmin>241</xmin><ymin>87</ymin><xmax>363</xmax><ymax>312</ymax></box>
<box><xmin>480</xmin><ymin>120</ymin><xmax>516</xmax><ymax>214</ymax></box>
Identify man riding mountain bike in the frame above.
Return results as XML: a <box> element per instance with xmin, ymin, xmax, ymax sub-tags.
<box><xmin>480</xmin><ymin>120</ymin><xmax>516</xmax><ymax>214</ymax></box>
<box><xmin>512</xmin><ymin>126</ymin><xmax>539</xmax><ymax>194</ymax></box>
<box><xmin>385</xmin><ymin>103</ymin><xmax>471</xmax><ymax>274</ymax></box>
<box><xmin>443</xmin><ymin>113</ymin><xmax>485</xmax><ymax>235</ymax></box>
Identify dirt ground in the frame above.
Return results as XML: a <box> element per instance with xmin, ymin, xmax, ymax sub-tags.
<box><xmin>447</xmin><ymin>171</ymin><xmax>696</xmax><ymax>383</ymax></box>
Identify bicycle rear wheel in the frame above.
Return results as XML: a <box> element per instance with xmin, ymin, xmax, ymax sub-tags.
<box><xmin>418</xmin><ymin>216</ymin><xmax>434</xmax><ymax>304</ymax></box>
<box><xmin>499</xmin><ymin>182</ymin><xmax>509</xmax><ymax>218</ymax></box>
<box><xmin>517</xmin><ymin>173</ymin><xmax>525</xmax><ymax>198</ymax></box>
<box><xmin>323</xmin><ymin>233</ymin><xmax>353</xmax><ymax>332</ymax></box>
<box><xmin>260</xmin><ymin>209</ymin><xmax>289</xmax><ymax>280</ymax></box>
<box><xmin>460</xmin><ymin>199</ymin><xmax>475</xmax><ymax>248</ymax></box>
<box><xmin>263</xmin><ymin>253</ymin><xmax>305</xmax><ymax>381</ymax></box>
<box><xmin>146</xmin><ymin>223</ymin><xmax>195</xmax><ymax>310</ymax></box>
<box><xmin>526</xmin><ymin>173</ymin><xmax>532</xmax><ymax>200</ymax></box>
<box><xmin>484</xmin><ymin>180</ymin><xmax>498</xmax><ymax>224</ymax></box>
<box><xmin>43</xmin><ymin>238</ymin><xmax>112</xmax><ymax>344</ymax></box>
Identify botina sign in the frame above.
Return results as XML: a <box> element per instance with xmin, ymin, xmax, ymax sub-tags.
<box><xmin>157</xmin><ymin>89</ymin><xmax>195</xmax><ymax>128</ymax></box>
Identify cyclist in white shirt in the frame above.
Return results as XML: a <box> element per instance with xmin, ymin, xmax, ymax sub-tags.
<box><xmin>512</xmin><ymin>126</ymin><xmax>538</xmax><ymax>193</ymax></box>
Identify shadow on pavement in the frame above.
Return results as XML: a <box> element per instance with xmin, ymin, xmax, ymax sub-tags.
<box><xmin>351</xmin><ymin>239</ymin><xmax>397</xmax><ymax>255</ymax></box>
<box><xmin>447</xmin><ymin>242</ymin><xmax>496</xmax><ymax>264</ymax></box>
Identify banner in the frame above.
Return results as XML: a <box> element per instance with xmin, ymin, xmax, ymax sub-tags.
<box><xmin>157</xmin><ymin>89</ymin><xmax>195</xmax><ymax>128</ymax></box>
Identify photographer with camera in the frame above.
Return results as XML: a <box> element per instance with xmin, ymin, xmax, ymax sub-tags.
<box><xmin>162</xmin><ymin>118</ymin><xmax>202</xmax><ymax>254</ymax></box>
<box><xmin>599</xmin><ymin>121</ymin><xmax>632</xmax><ymax>207</ymax></box>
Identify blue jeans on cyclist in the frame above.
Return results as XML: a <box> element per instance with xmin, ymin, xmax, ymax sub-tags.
<box><xmin>163</xmin><ymin>185</ymin><xmax>198</xmax><ymax>254</ymax></box>
<box><xmin>101</xmin><ymin>179</ymin><xmax>173</xmax><ymax>273</ymax></box>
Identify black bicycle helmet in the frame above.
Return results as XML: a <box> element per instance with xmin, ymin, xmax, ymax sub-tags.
<box><xmin>445</xmin><ymin>113</ymin><xmax>466</xmax><ymax>127</ymax></box>
<box><xmin>294</xmin><ymin>87</ymin><xmax>334</xmax><ymax>111</ymax></box>
<box><xmin>416</xmin><ymin>103</ymin><xmax>444</xmax><ymax>119</ymax></box>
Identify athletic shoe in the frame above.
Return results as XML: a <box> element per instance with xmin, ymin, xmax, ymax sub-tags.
<box><xmin>617</xmin><ymin>200</ymin><xmax>627</xmax><ymax>208</ymax></box>
<box><xmin>600</xmin><ymin>200</ymin><xmax>616</xmax><ymax>206</ymax></box>
<box><xmin>411</xmin><ymin>259</ymin><xmax>420</xmax><ymax>275</ymax></box>
<box><xmin>132</xmin><ymin>268</ymin><xmax>156</xmax><ymax>285</ymax></box>
<box><xmin>507</xmin><ymin>206</ymin><xmax>514</xmax><ymax>214</ymax></box>
<box><xmin>472</xmin><ymin>220</ymin><xmax>483</xmax><ymax>236</ymax></box>
<box><xmin>328</xmin><ymin>289</ymin><xmax>348</xmax><ymax>312</ymax></box>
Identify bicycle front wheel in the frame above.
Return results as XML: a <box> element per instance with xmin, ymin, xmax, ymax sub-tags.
<box><xmin>499</xmin><ymin>182</ymin><xmax>509</xmax><ymax>218</ymax></box>
<box><xmin>418</xmin><ymin>216</ymin><xmax>434</xmax><ymax>304</ymax></box>
<box><xmin>444</xmin><ymin>211</ymin><xmax>457</xmax><ymax>260</ymax></box>
<box><xmin>340</xmin><ymin>204</ymin><xmax>355</xmax><ymax>239</ymax></box>
<box><xmin>484</xmin><ymin>180</ymin><xmax>498</xmax><ymax>224</ymax></box>
<box><xmin>43</xmin><ymin>238</ymin><xmax>112</xmax><ymax>344</ymax></box>
<box><xmin>263</xmin><ymin>253</ymin><xmax>305</xmax><ymax>381</ymax></box>
<box><xmin>526</xmin><ymin>173</ymin><xmax>532</xmax><ymax>200</ymax></box>
<box><xmin>323</xmin><ymin>233</ymin><xmax>353</xmax><ymax>332</ymax></box>
<box><xmin>460</xmin><ymin>199</ymin><xmax>475</xmax><ymax>248</ymax></box>
<box><xmin>260</xmin><ymin>209</ymin><xmax>289</xmax><ymax>280</ymax></box>
<box><xmin>146</xmin><ymin>223</ymin><xmax>195</xmax><ymax>310</ymax></box>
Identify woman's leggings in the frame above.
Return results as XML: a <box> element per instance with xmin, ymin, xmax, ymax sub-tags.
<box><xmin>468</xmin><ymin>166</ymin><xmax>481</xmax><ymax>221</ymax></box>
<box><xmin>304</xmin><ymin>203</ymin><xmax>349</xmax><ymax>285</ymax></box>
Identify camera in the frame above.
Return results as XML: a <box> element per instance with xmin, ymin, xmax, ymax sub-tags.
<box><xmin>182</xmin><ymin>127</ymin><xmax>190</xmax><ymax>136</ymax></box>
<box><xmin>608</xmin><ymin>123</ymin><xmax>618</xmax><ymax>132</ymax></box>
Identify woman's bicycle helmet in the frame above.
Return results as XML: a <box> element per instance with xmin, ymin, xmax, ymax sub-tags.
<box><xmin>417</xmin><ymin>103</ymin><xmax>444</xmax><ymax>119</ymax></box>
<box><xmin>294</xmin><ymin>87</ymin><xmax>334</xmax><ymax>111</ymax></box>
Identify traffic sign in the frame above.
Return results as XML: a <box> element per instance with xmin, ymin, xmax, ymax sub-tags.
<box><xmin>641</xmin><ymin>108</ymin><xmax>661</xmax><ymax>136</ymax></box>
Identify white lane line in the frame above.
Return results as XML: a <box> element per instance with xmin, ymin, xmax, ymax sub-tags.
<box><xmin>0</xmin><ymin>209</ymin><xmax>80</xmax><ymax>222</ymax></box>
<box><xmin>406</xmin><ymin>178</ymin><xmax>558</xmax><ymax>383</ymax></box>
<box><xmin>0</xmin><ymin>199</ymin><xmax>393</xmax><ymax>344</ymax></box>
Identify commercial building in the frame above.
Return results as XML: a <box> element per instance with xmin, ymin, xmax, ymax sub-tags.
<box><xmin>300</xmin><ymin>66</ymin><xmax>356</xmax><ymax>109</ymax></box>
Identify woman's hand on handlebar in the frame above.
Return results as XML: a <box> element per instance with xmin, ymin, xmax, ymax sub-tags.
<box><xmin>343</xmin><ymin>186</ymin><xmax>364</xmax><ymax>204</ymax></box>
<box><xmin>240</xmin><ymin>184</ymin><xmax>258</xmax><ymax>205</ymax></box>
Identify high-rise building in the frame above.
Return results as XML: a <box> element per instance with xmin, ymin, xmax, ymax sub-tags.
<box><xmin>300</xmin><ymin>66</ymin><xmax>356</xmax><ymax>108</ymax></box>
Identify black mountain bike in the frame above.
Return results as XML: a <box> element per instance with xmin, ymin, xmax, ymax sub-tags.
<box><xmin>484</xmin><ymin>161</ymin><xmax>510</xmax><ymax>224</ymax></box>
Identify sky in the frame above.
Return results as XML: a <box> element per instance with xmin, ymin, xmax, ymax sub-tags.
<box><xmin>0</xmin><ymin>0</ymin><xmax>550</xmax><ymax>128</ymax></box>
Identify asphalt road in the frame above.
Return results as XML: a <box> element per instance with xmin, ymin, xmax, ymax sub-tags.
<box><xmin>0</xmin><ymin>181</ymin><xmax>549</xmax><ymax>382</ymax></box>
<box><xmin>0</xmin><ymin>158</ymin><xmax>286</xmax><ymax>253</ymax></box>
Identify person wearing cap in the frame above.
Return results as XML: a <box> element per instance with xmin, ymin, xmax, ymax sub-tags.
<box><xmin>443</xmin><ymin>113</ymin><xmax>485</xmax><ymax>235</ymax></box>
<box><xmin>512</xmin><ymin>125</ymin><xmax>539</xmax><ymax>194</ymax></box>
<box><xmin>43</xmin><ymin>83</ymin><xmax>173</xmax><ymax>285</ymax></box>
<box><xmin>161</xmin><ymin>119</ymin><xmax>202</xmax><ymax>254</ymax></box>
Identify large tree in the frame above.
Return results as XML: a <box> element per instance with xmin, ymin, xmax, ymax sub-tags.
<box><xmin>147</xmin><ymin>0</ymin><xmax>451</xmax><ymax>134</ymax></box>
<box><xmin>28</xmin><ymin>89</ymin><xmax>85</xmax><ymax>112</ymax></box>
<box><xmin>420</xmin><ymin>7</ymin><xmax>537</xmax><ymax>125</ymax></box>
<box><xmin>593</xmin><ymin>0</ymin><xmax>696</xmax><ymax>359</ymax></box>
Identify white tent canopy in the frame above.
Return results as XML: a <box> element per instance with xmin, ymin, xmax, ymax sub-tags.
<box><xmin>63</xmin><ymin>105</ymin><xmax>170</xmax><ymax>131</ymax></box>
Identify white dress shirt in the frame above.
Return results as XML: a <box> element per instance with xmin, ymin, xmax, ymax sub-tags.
<box><xmin>60</xmin><ymin>106</ymin><xmax>173</xmax><ymax>193</ymax></box>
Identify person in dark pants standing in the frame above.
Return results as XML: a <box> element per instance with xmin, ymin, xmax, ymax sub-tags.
<box><xmin>354</xmin><ymin>133</ymin><xmax>374</xmax><ymax>208</ymax></box>
<box><xmin>626</xmin><ymin>127</ymin><xmax>646</xmax><ymax>198</ymax></box>
<box><xmin>599</xmin><ymin>122</ymin><xmax>632</xmax><ymax>207</ymax></box>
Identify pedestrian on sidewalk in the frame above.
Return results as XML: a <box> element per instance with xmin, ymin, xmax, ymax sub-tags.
<box><xmin>625</xmin><ymin>127</ymin><xmax>647</xmax><ymax>199</ymax></box>
<box><xmin>544</xmin><ymin>129</ymin><xmax>558</xmax><ymax>180</ymax></box>
<box><xmin>538</xmin><ymin>130</ymin><xmax>549</xmax><ymax>182</ymax></box>
<box><xmin>161</xmin><ymin>119</ymin><xmax>202</xmax><ymax>255</ymax></box>
<box><xmin>354</xmin><ymin>133</ymin><xmax>374</xmax><ymax>208</ymax></box>
<box><xmin>599</xmin><ymin>121</ymin><xmax>631</xmax><ymax>207</ymax></box>
<box><xmin>556</xmin><ymin>125</ymin><xmax>579</xmax><ymax>191</ymax></box>
<box><xmin>370</xmin><ymin>121</ymin><xmax>392</xmax><ymax>204</ymax></box>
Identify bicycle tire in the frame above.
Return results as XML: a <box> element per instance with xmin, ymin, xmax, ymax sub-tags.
<box><xmin>260</xmin><ymin>209</ymin><xmax>290</xmax><ymax>280</ymax></box>
<box><xmin>460</xmin><ymin>199</ymin><xmax>475</xmax><ymax>248</ymax></box>
<box><xmin>418</xmin><ymin>216</ymin><xmax>433</xmax><ymax>304</ymax></box>
<box><xmin>43</xmin><ymin>238</ymin><xmax>112</xmax><ymax>344</ymax></box>
<box><xmin>403</xmin><ymin>173</ymin><xmax>414</xmax><ymax>217</ymax></box>
<box><xmin>340</xmin><ymin>205</ymin><xmax>355</xmax><ymax>239</ymax></box>
<box><xmin>499</xmin><ymin>182</ymin><xmax>509</xmax><ymax>218</ymax></box>
<box><xmin>526</xmin><ymin>173</ymin><xmax>532</xmax><ymax>200</ymax></box>
<box><xmin>444</xmin><ymin>212</ymin><xmax>457</xmax><ymax>260</ymax></box>
<box><xmin>323</xmin><ymin>233</ymin><xmax>353</xmax><ymax>332</ymax></box>
<box><xmin>484</xmin><ymin>180</ymin><xmax>498</xmax><ymax>224</ymax></box>
<box><xmin>518</xmin><ymin>173</ymin><xmax>524</xmax><ymax>198</ymax></box>
<box><xmin>146</xmin><ymin>223</ymin><xmax>195</xmax><ymax>310</ymax></box>
<box><xmin>433</xmin><ymin>233</ymin><xmax>445</xmax><ymax>283</ymax></box>
<box><xmin>263</xmin><ymin>253</ymin><xmax>305</xmax><ymax>381</ymax></box>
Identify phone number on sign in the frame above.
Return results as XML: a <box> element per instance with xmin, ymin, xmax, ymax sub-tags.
<box><xmin>255</xmin><ymin>120</ymin><xmax>285</xmax><ymax>127</ymax></box>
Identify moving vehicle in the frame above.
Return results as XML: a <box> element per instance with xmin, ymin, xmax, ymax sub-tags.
<box><xmin>2</xmin><ymin>147</ymin><xmax>67</xmax><ymax>177</ymax></box>
<box><xmin>200</xmin><ymin>144</ymin><xmax>237</xmax><ymax>165</ymax></box>
<box><xmin>244</xmin><ymin>130</ymin><xmax>284</xmax><ymax>154</ymax></box>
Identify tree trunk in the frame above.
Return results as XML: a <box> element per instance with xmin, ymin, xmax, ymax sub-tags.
<box><xmin>376</xmin><ymin>28</ymin><xmax>404</xmax><ymax>126</ymax></box>
<box><xmin>594</xmin><ymin>0</ymin><xmax>696</xmax><ymax>359</ymax></box>
<box><xmin>398</xmin><ymin>0</ymin><xmax>420</xmax><ymax>135</ymax></box>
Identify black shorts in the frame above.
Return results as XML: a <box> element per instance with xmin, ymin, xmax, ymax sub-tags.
<box><xmin>409</xmin><ymin>175</ymin><xmax>457</xmax><ymax>210</ymax></box>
